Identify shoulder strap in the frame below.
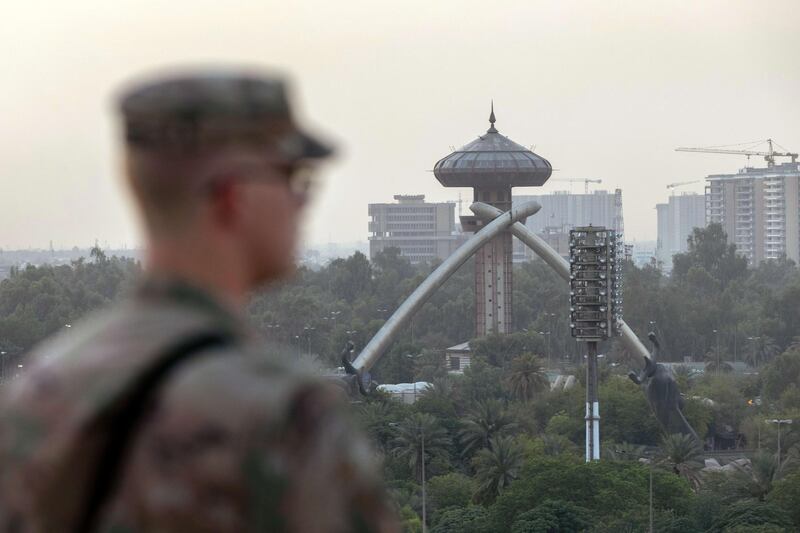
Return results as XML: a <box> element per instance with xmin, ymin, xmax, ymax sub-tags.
<box><xmin>75</xmin><ymin>331</ymin><xmax>234</xmax><ymax>533</ymax></box>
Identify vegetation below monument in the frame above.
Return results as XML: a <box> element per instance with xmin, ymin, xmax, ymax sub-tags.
<box><xmin>1</xmin><ymin>224</ymin><xmax>800</xmax><ymax>530</ymax></box>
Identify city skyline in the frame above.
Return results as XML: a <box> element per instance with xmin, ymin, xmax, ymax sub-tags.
<box><xmin>1</xmin><ymin>1</ymin><xmax>799</xmax><ymax>250</ymax></box>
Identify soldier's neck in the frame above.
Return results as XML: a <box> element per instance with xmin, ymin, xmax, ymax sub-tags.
<box><xmin>145</xmin><ymin>239</ymin><xmax>249</xmax><ymax>311</ymax></box>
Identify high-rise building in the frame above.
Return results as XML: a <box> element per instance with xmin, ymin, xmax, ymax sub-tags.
<box><xmin>368</xmin><ymin>195</ymin><xmax>461</xmax><ymax>264</ymax></box>
<box><xmin>706</xmin><ymin>162</ymin><xmax>800</xmax><ymax>264</ymax></box>
<box><xmin>513</xmin><ymin>189</ymin><xmax>624</xmax><ymax>234</ymax></box>
<box><xmin>655</xmin><ymin>193</ymin><xmax>706</xmax><ymax>267</ymax></box>
<box><xmin>511</xmin><ymin>190</ymin><xmax>623</xmax><ymax>262</ymax></box>
<box><xmin>433</xmin><ymin>106</ymin><xmax>552</xmax><ymax>336</ymax></box>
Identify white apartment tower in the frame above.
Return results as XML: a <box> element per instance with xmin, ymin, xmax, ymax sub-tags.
<box><xmin>512</xmin><ymin>189</ymin><xmax>624</xmax><ymax>261</ymax></box>
<box><xmin>656</xmin><ymin>193</ymin><xmax>707</xmax><ymax>266</ymax></box>
<box><xmin>706</xmin><ymin>162</ymin><xmax>800</xmax><ymax>265</ymax></box>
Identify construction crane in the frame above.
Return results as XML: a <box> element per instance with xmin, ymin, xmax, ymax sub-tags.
<box><xmin>675</xmin><ymin>139</ymin><xmax>798</xmax><ymax>168</ymax></box>
<box><xmin>666</xmin><ymin>180</ymin><xmax>700</xmax><ymax>195</ymax></box>
<box><xmin>550</xmin><ymin>178</ymin><xmax>602</xmax><ymax>194</ymax></box>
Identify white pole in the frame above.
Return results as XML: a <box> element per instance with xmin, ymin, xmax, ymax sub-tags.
<box><xmin>421</xmin><ymin>433</ymin><xmax>427</xmax><ymax>533</ymax></box>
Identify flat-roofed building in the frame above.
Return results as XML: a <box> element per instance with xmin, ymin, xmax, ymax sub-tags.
<box><xmin>706</xmin><ymin>162</ymin><xmax>800</xmax><ymax>265</ymax></box>
<box><xmin>368</xmin><ymin>195</ymin><xmax>461</xmax><ymax>264</ymax></box>
<box><xmin>512</xmin><ymin>189</ymin><xmax>623</xmax><ymax>262</ymax></box>
<box><xmin>656</xmin><ymin>193</ymin><xmax>707</xmax><ymax>267</ymax></box>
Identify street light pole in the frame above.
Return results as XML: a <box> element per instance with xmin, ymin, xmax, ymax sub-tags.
<box><xmin>538</xmin><ymin>331</ymin><xmax>552</xmax><ymax>366</ymax></box>
<box><xmin>713</xmin><ymin>329</ymin><xmax>720</xmax><ymax>375</ymax></box>
<box><xmin>748</xmin><ymin>336</ymin><xmax>761</xmax><ymax>367</ymax></box>
<box><xmin>421</xmin><ymin>432</ymin><xmax>427</xmax><ymax>533</ymax></box>
<box><xmin>767</xmin><ymin>419</ymin><xmax>793</xmax><ymax>468</ymax></box>
<box><xmin>649</xmin><ymin>464</ymin><xmax>653</xmax><ymax>533</ymax></box>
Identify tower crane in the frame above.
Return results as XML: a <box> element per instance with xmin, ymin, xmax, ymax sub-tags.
<box><xmin>550</xmin><ymin>178</ymin><xmax>602</xmax><ymax>194</ymax></box>
<box><xmin>675</xmin><ymin>139</ymin><xmax>798</xmax><ymax>168</ymax></box>
<box><xmin>666</xmin><ymin>180</ymin><xmax>700</xmax><ymax>195</ymax></box>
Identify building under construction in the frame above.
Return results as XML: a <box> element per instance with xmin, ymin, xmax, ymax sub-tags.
<box><xmin>677</xmin><ymin>139</ymin><xmax>800</xmax><ymax>265</ymax></box>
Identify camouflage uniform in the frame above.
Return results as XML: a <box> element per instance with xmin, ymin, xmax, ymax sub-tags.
<box><xmin>0</xmin><ymin>279</ymin><xmax>398</xmax><ymax>532</ymax></box>
<box><xmin>0</xmin><ymin>71</ymin><xmax>398</xmax><ymax>532</ymax></box>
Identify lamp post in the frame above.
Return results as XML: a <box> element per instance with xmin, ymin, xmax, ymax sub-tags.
<box><xmin>322</xmin><ymin>311</ymin><xmax>341</xmax><ymax>327</ymax></box>
<box><xmin>545</xmin><ymin>312</ymin><xmax>556</xmax><ymax>362</ymax></box>
<box><xmin>713</xmin><ymin>329</ymin><xmax>720</xmax><ymax>375</ymax></box>
<box><xmin>569</xmin><ymin>227</ymin><xmax>623</xmax><ymax>462</ymax></box>
<box><xmin>538</xmin><ymin>330</ymin><xmax>552</xmax><ymax>366</ymax></box>
<box><xmin>265</xmin><ymin>323</ymin><xmax>281</xmax><ymax>340</ymax></box>
<box><xmin>421</xmin><ymin>431</ymin><xmax>427</xmax><ymax>533</ymax></box>
<box><xmin>0</xmin><ymin>351</ymin><xmax>6</xmax><ymax>383</ymax></box>
<box><xmin>766</xmin><ymin>419</ymin><xmax>792</xmax><ymax>468</ymax></box>
<box><xmin>649</xmin><ymin>459</ymin><xmax>653</xmax><ymax>533</ymax></box>
<box><xmin>303</xmin><ymin>325</ymin><xmax>315</xmax><ymax>355</ymax></box>
<box><xmin>747</xmin><ymin>336</ymin><xmax>761</xmax><ymax>367</ymax></box>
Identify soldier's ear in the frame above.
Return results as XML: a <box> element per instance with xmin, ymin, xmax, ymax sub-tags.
<box><xmin>208</xmin><ymin>177</ymin><xmax>244</xmax><ymax>230</ymax></box>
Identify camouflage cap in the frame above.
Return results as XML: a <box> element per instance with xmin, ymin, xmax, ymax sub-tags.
<box><xmin>118</xmin><ymin>68</ymin><xmax>333</xmax><ymax>161</ymax></box>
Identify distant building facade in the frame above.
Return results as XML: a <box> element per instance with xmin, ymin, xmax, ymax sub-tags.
<box><xmin>512</xmin><ymin>189</ymin><xmax>624</xmax><ymax>262</ymax></box>
<box><xmin>368</xmin><ymin>195</ymin><xmax>461</xmax><ymax>264</ymax></box>
<box><xmin>628</xmin><ymin>241</ymin><xmax>658</xmax><ymax>268</ymax></box>
<box><xmin>706</xmin><ymin>162</ymin><xmax>800</xmax><ymax>265</ymax></box>
<box><xmin>655</xmin><ymin>193</ymin><xmax>707</xmax><ymax>267</ymax></box>
<box><xmin>445</xmin><ymin>342</ymin><xmax>471</xmax><ymax>374</ymax></box>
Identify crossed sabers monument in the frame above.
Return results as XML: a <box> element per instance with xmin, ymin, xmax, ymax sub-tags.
<box><xmin>348</xmin><ymin>109</ymin><xmax>697</xmax><ymax>460</ymax></box>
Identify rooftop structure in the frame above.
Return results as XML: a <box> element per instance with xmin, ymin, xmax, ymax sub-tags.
<box><xmin>433</xmin><ymin>105</ymin><xmax>551</xmax><ymax>336</ymax></box>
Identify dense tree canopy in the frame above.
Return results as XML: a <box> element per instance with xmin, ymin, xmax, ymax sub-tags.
<box><xmin>2</xmin><ymin>224</ymin><xmax>800</xmax><ymax>531</ymax></box>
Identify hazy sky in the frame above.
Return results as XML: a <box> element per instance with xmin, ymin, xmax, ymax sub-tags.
<box><xmin>2</xmin><ymin>0</ymin><xmax>799</xmax><ymax>249</ymax></box>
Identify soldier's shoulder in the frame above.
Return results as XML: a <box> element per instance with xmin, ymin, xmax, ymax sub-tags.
<box><xmin>158</xmin><ymin>340</ymin><xmax>345</xmax><ymax>425</ymax></box>
<box><xmin>0</xmin><ymin>294</ymin><xmax>246</xmax><ymax>425</ymax></box>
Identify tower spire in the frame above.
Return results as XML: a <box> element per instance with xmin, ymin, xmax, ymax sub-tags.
<box><xmin>488</xmin><ymin>100</ymin><xmax>498</xmax><ymax>133</ymax></box>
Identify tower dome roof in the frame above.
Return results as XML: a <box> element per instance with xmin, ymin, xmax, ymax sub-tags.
<box><xmin>433</xmin><ymin>104</ymin><xmax>552</xmax><ymax>188</ymax></box>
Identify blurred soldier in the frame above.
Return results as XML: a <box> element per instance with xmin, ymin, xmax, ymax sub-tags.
<box><xmin>0</xmin><ymin>69</ymin><xmax>398</xmax><ymax>533</ymax></box>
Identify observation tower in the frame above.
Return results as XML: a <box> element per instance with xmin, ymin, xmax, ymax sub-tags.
<box><xmin>433</xmin><ymin>105</ymin><xmax>551</xmax><ymax>335</ymax></box>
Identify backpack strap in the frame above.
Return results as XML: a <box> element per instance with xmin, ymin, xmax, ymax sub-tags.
<box><xmin>75</xmin><ymin>331</ymin><xmax>234</xmax><ymax>533</ymax></box>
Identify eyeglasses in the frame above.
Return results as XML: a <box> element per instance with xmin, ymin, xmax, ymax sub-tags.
<box><xmin>268</xmin><ymin>161</ymin><xmax>317</xmax><ymax>197</ymax></box>
<box><xmin>204</xmin><ymin>159</ymin><xmax>318</xmax><ymax>198</ymax></box>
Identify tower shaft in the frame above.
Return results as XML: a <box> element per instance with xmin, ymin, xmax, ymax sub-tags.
<box><xmin>473</xmin><ymin>185</ymin><xmax>513</xmax><ymax>336</ymax></box>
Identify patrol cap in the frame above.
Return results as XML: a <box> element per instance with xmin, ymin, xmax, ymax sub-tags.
<box><xmin>118</xmin><ymin>68</ymin><xmax>333</xmax><ymax>161</ymax></box>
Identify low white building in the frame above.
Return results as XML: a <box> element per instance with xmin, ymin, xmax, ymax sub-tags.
<box><xmin>377</xmin><ymin>382</ymin><xmax>431</xmax><ymax>404</ymax></box>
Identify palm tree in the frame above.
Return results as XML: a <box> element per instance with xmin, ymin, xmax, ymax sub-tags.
<box><xmin>704</xmin><ymin>348</ymin><xmax>732</xmax><ymax>374</ymax></box>
<box><xmin>605</xmin><ymin>442</ymin><xmax>646</xmax><ymax>461</ymax></box>
<box><xmin>390</xmin><ymin>413</ymin><xmax>450</xmax><ymax>482</ymax></box>
<box><xmin>505</xmin><ymin>353</ymin><xmax>549</xmax><ymax>402</ymax></box>
<box><xmin>472</xmin><ymin>436</ymin><xmax>523</xmax><ymax>503</ymax></box>
<box><xmin>659</xmin><ymin>433</ymin><xmax>704</xmax><ymax>491</ymax></box>
<box><xmin>745</xmin><ymin>335</ymin><xmax>780</xmax><ymax>367</ymax></box>
<box><xmin>357</xmin><ymin>401</ymin><xmax>394</xmax><ymax>452</ymax></box>
<box><xmin>419</xmin><ymin>377</ymin><xmax>456</xmax><ymax>409</ymax></box>
<box><xmin>672</xmin><ymin>364</ymin><xmax>694</xmax><ymax>391</ymax></box>
<box><xmin>541</xmin><ymin>434</ymin><xmax>574</xmax><ymax>457</ymax></box>
<box><xmin>458</xmin><ymin>399</ymin><xmax>517</xmax><ymax>458</ymax></box>
<box><xmin>746</xmin><ymin>451</ymin><xmax>781</xmax><ymax>501</ymax></box>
